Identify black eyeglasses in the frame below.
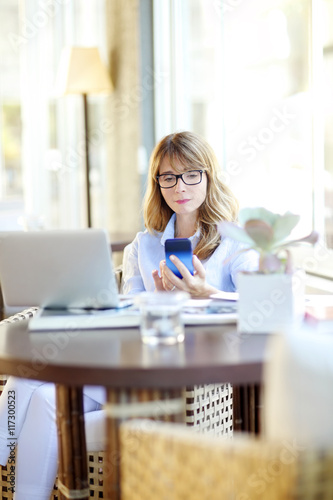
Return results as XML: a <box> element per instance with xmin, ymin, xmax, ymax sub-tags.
<box><xmin>156</xmin><ymin>170</ymin><xmax>204</xmax><ymax>189</ymax></box>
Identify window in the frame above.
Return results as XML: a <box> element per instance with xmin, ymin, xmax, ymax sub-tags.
<box><xmin>0</xmin><ymin>0</ymin><xmax>108</xmax><ymax>230</ymax></box>
<box><xmin>0</xmin><ymin>1</ymin><xmax>23</xmax><ymax>229</ymax></box>
<box><xmin>322</xmin><ymin>1</ymin><xmax>333</xmax><ymax>252</ymax></box>
<box><xmin>153</xmin><ymin>0</ymin><xmax>333</xmax><ymax>281</ymax></box>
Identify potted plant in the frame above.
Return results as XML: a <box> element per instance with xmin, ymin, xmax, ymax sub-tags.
<box><xmin>219</xmin><ymin>207</ymin><xmax>319</xmax><ymax>333</ymax></box>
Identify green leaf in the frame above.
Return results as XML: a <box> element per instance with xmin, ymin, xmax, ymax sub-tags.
<box><xmin>272</xmin><ymin>212</ymin><xmax>300</xmax><ymax>244</ymax></box>
<box><xmin>275</xmin><ymin>230</ymin><xmax>319</xmax><ymax>249</ymax></box>
<box><xmin>244</xmin><ymin>220</ymin><xmax>274</xmax><ymax>250</ymax></box>
<box><xmin>218</xmin><ymin>221</ymin><xmax>255</xmax><ymax>246</ymax></box>
<box><xmin>239</xmin><ymin>207</ymin><xmax>278</xmax><ymax>227</ymax></box>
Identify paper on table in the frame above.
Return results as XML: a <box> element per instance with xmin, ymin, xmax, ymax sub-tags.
<box><xmin>29</xmin><ymin>298</ymin><xmax>238</xmax><ymax>331</ymax></box>
<box><xmin>304</xmin><ymin>294</ymin><xmax>333</xmax><ymax>327</ymax></box>
<box><xmin>305</xmin><ymin>294</ymin><xmax>333</xmax><ymax>306</ymax></box>
<box><xmin>210</xmin><ymin>291</ymin><xmax>239</xmax><ymax>301</ymax></box>
<box><xmin>182</xmin><ymin>298</ymin><xmax>237</xmax><ymax>325</ymax></box>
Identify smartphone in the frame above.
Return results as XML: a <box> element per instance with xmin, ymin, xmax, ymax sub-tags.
<box><xmin>165</xmin><ymin>238</ymin><xmax>194</xmax><ymax>279</ymax></box>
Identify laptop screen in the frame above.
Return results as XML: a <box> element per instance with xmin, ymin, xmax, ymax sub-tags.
<box><xmin>0</xmin><ymin>229</ymin><xmax>119</xmax><ymax>310</ymax></box>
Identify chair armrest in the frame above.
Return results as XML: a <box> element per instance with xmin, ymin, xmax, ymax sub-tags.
<box><xmin>120</xmin><ymin>419</ymin><xmax>333</xmax><ymax>500</ymax></box>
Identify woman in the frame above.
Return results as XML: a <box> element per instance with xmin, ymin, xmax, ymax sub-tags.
<box><xmin>0</xmin><ymin>131</ymin><xmax>257</xmax><ymax>499</ymax></box>
<box><xmin>0</xmin><ymin>379</ymin><xmax>105</xmax><ymax>500</ymax></box>
<box><xmin>122</xmin><ymin>130</ymin><xmax>258</xmax><ymax>296</ymax></box>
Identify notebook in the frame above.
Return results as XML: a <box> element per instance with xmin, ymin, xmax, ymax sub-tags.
<box><xmin>27</xmin><ymin>299</ymin><xmax>238</xmax><ymax>331</ymax></box>
<box><xmin>0</xmin><ymin>229</ymin><xmax>121</xmax><ymax>313</ymax></box>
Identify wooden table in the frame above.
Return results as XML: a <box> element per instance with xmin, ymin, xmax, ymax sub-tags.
<box><xmin>0</xmin><ymin>320</ymin><xmax>268</xmax><ymax>499</ymax></box>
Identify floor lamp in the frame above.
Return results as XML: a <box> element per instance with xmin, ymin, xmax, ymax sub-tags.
<box><xmin>55</xmin><ymin>47</ymin><xmax>113</xmax><ymax>227</ymax></box>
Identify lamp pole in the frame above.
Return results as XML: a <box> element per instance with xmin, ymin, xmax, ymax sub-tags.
<box><xmin>83</xmin><ymin>93</ymin><xmax>92</xmax><ymax>228</ymax></box>
<box><xmin>55</xmin><ymin>47</ymin><xmax>113</xmax><ymax>228</ymax></box>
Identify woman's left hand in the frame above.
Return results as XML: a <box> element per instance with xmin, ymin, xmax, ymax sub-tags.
<box><xmin>160</xmin><ymin>255</ymin><xmax>219</xmax><ymax>298</ymax></box>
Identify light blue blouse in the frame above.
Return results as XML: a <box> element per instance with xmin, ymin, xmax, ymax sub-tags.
<box><xmin>122</xmin><ymin>214</ymin><xmax>259</xmax><ymax>295</ymax></box>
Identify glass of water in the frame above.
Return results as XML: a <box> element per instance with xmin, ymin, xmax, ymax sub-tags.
<box><xmin>136</xmin><ymin>291</ymin><xmax>190</xmax><ymax>345</ymax></box>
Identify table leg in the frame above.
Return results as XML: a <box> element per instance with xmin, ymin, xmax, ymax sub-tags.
<box><xmin>104</xmin><ymin>387</ymin><xmax>185</xmax><ymax>500</ymax></box>
<box><xmin>55</xmin><ymin>385</ymin><xmax>89</xmax><ymax>500</ymax></box>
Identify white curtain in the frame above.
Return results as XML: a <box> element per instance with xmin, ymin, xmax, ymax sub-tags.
<box><xmin>19</xmin><ymin>0</ymin><xmax>108</xmax><ymax>229</ymax></box>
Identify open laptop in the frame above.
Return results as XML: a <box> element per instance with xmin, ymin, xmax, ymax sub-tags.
<box><xmin>0</xmin><ymin>229</ymin><xmax>120</xmax><ymax>310</ymax></box>
<box><xmin>0</xmin><ymin>229</ymin><xmax>138</xmax><ymax>329</ymax></box>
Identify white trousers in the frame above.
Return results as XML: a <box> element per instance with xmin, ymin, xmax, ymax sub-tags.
<box><xmin>0</xmin><ymin>377</ymin><xmax>106</xmax><ymax>500</ymax></box>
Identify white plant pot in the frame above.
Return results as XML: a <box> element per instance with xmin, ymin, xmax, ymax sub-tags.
<box><xmin>237</xmin><ymin>270</ymin><xmax>305</xmax><ymax>333</ymax></box>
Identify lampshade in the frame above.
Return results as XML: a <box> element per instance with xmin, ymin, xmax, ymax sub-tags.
<box><xmin>55</xmin><ymin>46</ymin><xmax>113</xmax><ymax>95</ymax></box>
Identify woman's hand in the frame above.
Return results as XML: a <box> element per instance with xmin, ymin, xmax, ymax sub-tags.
<box><xmin>152</xmin><ymin>268</ymin><xmax>165</xmax><ymax>291</ymax></box>
<box><xmin>153</xmin><ymin>255</ymin><xmax>219</xmax><ymax>298</ymax></box>
<box><xmin>151</xmin><ymin>258</ymin><xmax>177</xmax><ymax>291</ymax></box>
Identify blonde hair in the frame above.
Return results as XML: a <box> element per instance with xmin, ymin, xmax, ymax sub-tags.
<box><xmin>143</xmin><ymin>131</ymin><xmax>239</xmax><ymax>260</ymax></box>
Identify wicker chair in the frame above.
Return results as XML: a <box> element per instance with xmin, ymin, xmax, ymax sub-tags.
<box><xmin>0</xmin><ymin>308</ymin><xmax>108</xmax><ymax>500</ymax></box>
<box><xmin>0</xmin><ymin>447</ymin><xmax>107</xmax><ymax>500</ymax></box>
<box><xmin>120</xmin><ymin>419</ymin><xmax>333</xmax><ymax>500</ymax></box>
<box><xmin>120</xmin><ymin>329</ymin><xmax>333</xmax><ymax>500</ymax></box>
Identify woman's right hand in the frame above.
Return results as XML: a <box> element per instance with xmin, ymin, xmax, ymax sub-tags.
<box><xmin>152</xmin><ymin>259</ymin><xmax>176</xmax><ymax>292</ymax></box>
<box><xmin>152</xmin><ymin>268</ymin><xmax>166</xmax><ymax>291</ymax></box>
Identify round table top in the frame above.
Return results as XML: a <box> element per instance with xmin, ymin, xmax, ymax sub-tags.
<box><xmin>0</xmin><ymin>320</ymin><xmax>268</xmax><ymax>388</ymax></box>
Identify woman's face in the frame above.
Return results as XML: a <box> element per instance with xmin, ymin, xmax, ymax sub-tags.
<box><xmin>158</xmin><ymin>156</ymin><xmax>207</xmax><ymax>217</ymax></box>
